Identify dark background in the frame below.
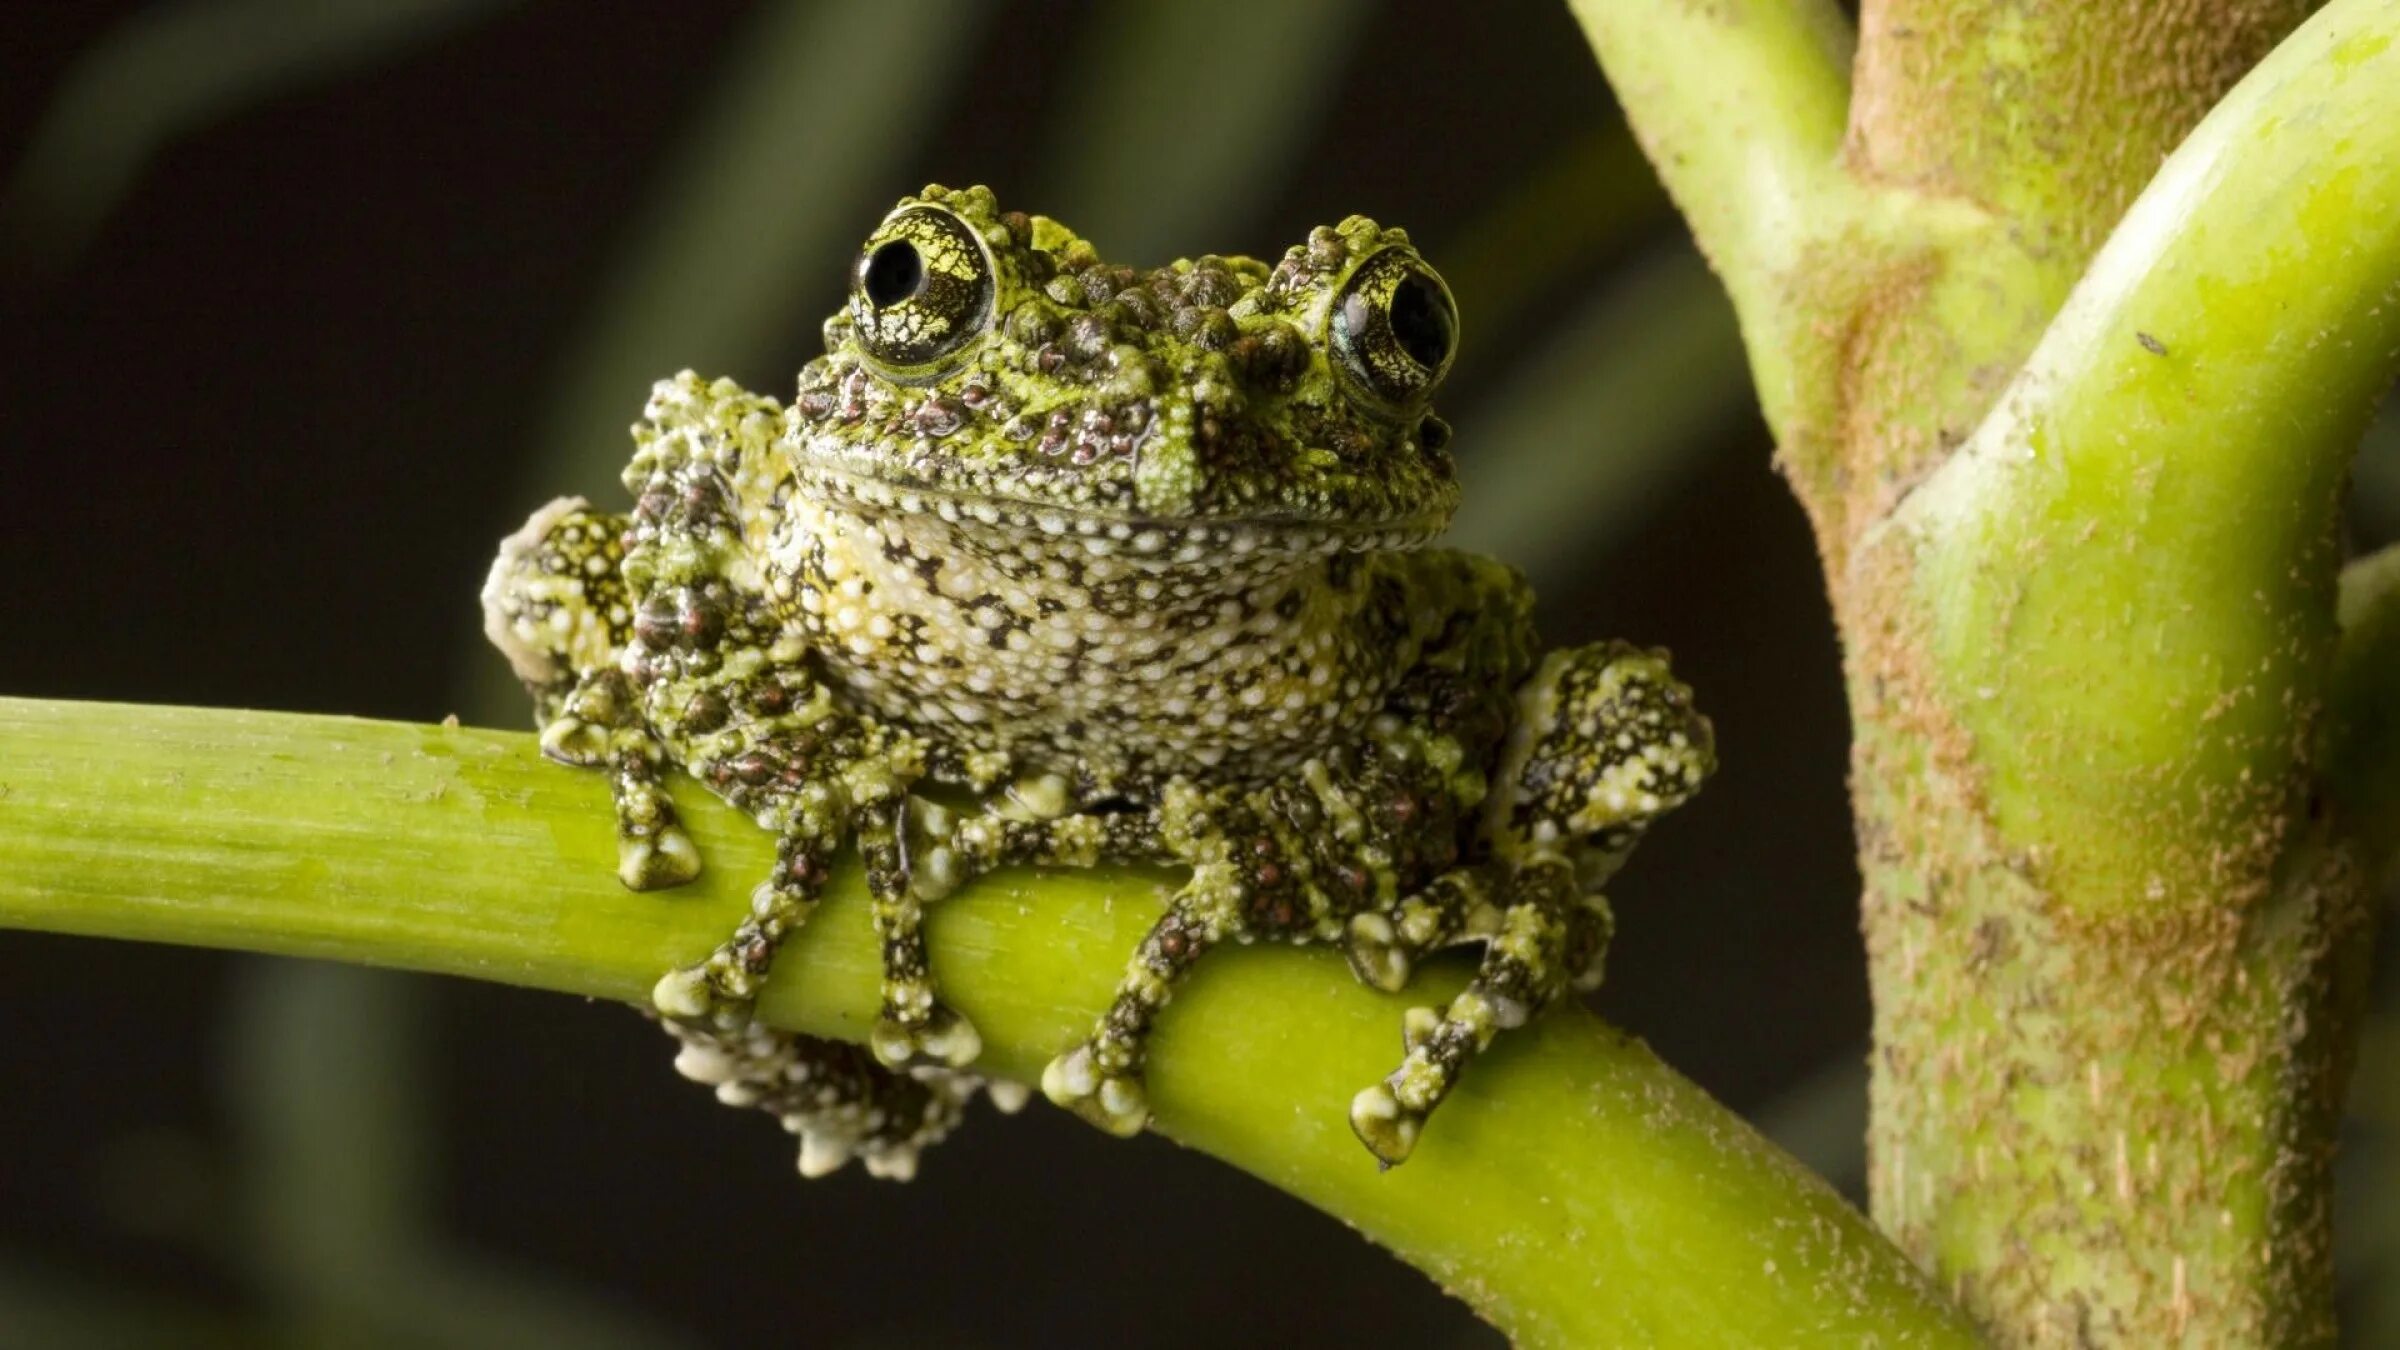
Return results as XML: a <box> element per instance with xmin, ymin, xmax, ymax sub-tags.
<box><xmin>0</xmin><ymin>2</ymin><xmax>2388</xmax><ymax>1346</ymax></box>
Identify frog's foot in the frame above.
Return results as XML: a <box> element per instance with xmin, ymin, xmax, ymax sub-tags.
<box><xmin>1041</xmin><ymin>862</ymin><xmax>1239</xmax><ymax>1138</ymax></box>
<box><xmin>1341</xmin><ymin>868</ymin><xmax>1492</xmax><ymax>992</ymax></box>
<box><xmin>871</xmin><ymin>1003</ymin><xmax>982</xmax><ymax>1070</ymax></box>
<box><xmin>855</xmin><ymin>799</ymin><xmax>983</xmax><ymax>1070</ymax></box>
<box><xmin>855</xmin><ymin>787</ymin><xmax>1151</xmax><ymax>1073</ymax></box>
<box><xmin>871</xmin><ymin>798</ymin><xmax>1165</xmax><ymax>1075</ymax></box>
<box><xmin>616</xmin><ymin>820</ymin><xmax>702</xmax><ymax>892</ymax></box>
<box><xmin>533</xmin><ymin>668</ymin><xmax>705</xmax><ymax>893</ymax></box>
<box><xmin>1346</xmin><ymin>1081</ymin><xmax>1422</xmax><ymax>1169</ymax></box>
<box><xmin>1039</xmin><ymin>1041</ymin><xmax>1149</xmax><ymax>1137</ymax></box>
<box><xmin>652</xmin><ymin>831</ymin><xmax>833</xmax><ymax>1031</ymax></box>
<box><xmin>664</xmin><ymin>1018</ymin><xmax>981</xmax><ymax>1181</ymax></box>
<box><xmin>1350</xmin><ymin>860</ymin><xmax>1602</xmax><ymax>1166</ymax></box>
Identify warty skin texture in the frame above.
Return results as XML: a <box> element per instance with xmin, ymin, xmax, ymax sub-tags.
<box><xmin>484</xmin><ymin>184</ymin><xmax>1713</xmax><ymax>1177</ymax></box>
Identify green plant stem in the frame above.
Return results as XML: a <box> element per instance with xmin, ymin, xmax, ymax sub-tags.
<box><xmin>1845</xmin><ymin>3</ymin><xmax>2400</xmax><ymax>1340</ymax></box>
<box><xmin>1845</xmin><ymin>0</ymin><xmax>2318</xmax><ymax>266</ymax></box>
<box><xmin>1581</xmin><ymin>0</ymin><xmax>2396</xmax><ymax>1340</ymax></box>
<box><xmin>1901</xmin><ymin>0</ymin><xmax>2400</xmax><ymax>913</ymax></box>
<box><xmin>0</xmin><ymin>696</ymin><xmax>1980</xmax><ymax>1348</ymax></box>
<box><xmin>1567</xmin><ymin>0</ymin><xmax>1853</xmax><ymax>442</ymax></box>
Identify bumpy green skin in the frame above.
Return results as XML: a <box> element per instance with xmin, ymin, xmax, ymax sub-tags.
<box><xmin>482</xmin><ymin>184</ymin><xmax>1714</xmax><ymax>1178</ymax></box>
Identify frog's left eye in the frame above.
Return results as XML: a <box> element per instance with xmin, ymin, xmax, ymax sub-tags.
<box><xmin>849</xmin><ymin>205</ymin><xmax>996</xmax><ymax>373</ymax></box>
<box><xmin>1330</xmin><ymin>248</ymin><xmax>1458</xmax><ymax>411</ymax></box>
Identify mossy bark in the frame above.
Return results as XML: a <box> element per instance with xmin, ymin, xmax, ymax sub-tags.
<box><xmin>1847</xmin><ymin>615</ymin><xmax>2375</xmax><ymax>1340</ymax></box>
<box><xmin>1579</xmin><ymin>0</ymin><xmax>2400</xmax><ymax>1340</ymax></box>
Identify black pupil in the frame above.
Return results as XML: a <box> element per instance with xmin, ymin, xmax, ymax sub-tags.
<box><xmin>863</xmin><ymin>239</ymin><xmax>925</xmax><ymax>307</ymax></box>
<box><xmin>1388</xmin><ymin>273</ymin><xmax>1452</xmax><ymax>370</ymax></box>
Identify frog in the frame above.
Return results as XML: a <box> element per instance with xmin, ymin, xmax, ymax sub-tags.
<box><xmin>481</xmin><ymin>184</ymin><xmax>1714</xmax><ymax>1180</ymax></box>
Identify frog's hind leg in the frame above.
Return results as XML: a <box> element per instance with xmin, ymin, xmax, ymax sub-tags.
<box><xmin>1347</xmin><ymin>859</ymin><xmax>1606</xmax><ymax>1165</ymax></box>
<box><xmin>652</xmin><ymin>823</ymin><xmax>839</xmax><ymax>1027</ymax></box>
<box><xmin>482</xmin><ymin>499</ymin><xmax>702</xmax><ymax>892</ymax></box>
<box><xmin>850</xmin><ymin>791</ymin><xmax>1187</xmax><ymax>1129</ymax></box>
<box><xmin>1349</xmin><ymin>641</ymin><xmax>1714</xmax><ymax>1165</ymax></box>
<box><xmin>860</xmin><ymin>786</ymin><xmax>1165</xmax><ymax>1074</ymax></box>
<box><xmin>1340</xmin><ymin>868</ymin><xmax>1482</xmax><ymax>994</ymax></box>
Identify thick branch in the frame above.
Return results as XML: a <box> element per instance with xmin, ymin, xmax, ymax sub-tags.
<box><xmin>1894</xmin><ymin>0</ymin><xmax>2400</xmax><ymax>915</ymax></box>
<box><xmin>1846</xmin><ymin>0</ymin><xmax>2317</xmax><ymax>260</ymax></box>
<box><xmin>1567</xmin><ymin>0</ymin><xmax>1853</xmax><ymax>440</ymax></box>
<box><xmin>0</xmin><ymin>697</ymin><xmax>1978</xmax><ymax>1348</ymax></box>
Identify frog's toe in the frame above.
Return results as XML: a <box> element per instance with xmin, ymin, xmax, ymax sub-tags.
<box><xmin>869</xmin><ymin>1002</ymin><xmax>983</xmax><ymax>1070</ymax></box>
<box><xmin>538</xmin><ymin>714</ymin><xmax>609</xmax><ymax>766</ymax></box>
<box><xmin>985</xmin><ymin>1079</ymin><xmax>1033</xmax><ymax>1114</ymax></box>
<box><xmin>1349</xmin><ymin>1082</ymin><xmax>1425</xmax><ymax>1166</ymax></box>
<box><xmin>652</xmin><ymin>966</ymin><xmax>712</xmax><ymax>1020</ymax></box>
<box><xmin>794</xmin><ymin>1125</ymin><xmax>923</xmax><ymax>1183</ymax></box>
<box><xmin>794</xmin><ymin>1129</ymin><xmax>856</xmax><ymax>1179</ymax></box>
<box><xmin>858</xmin><ymin>1144</ymin><xmax>924</xmax><ymax>1182</ymax></box>
<box><xmin>1344</xmin><ymin>912</ymin><xmax>1413</xmax><ymax>992</ymax></box>
<box><xmin>617</xmin><ymin>822</ymin><xmax>702</xmax><ymax>890</ymax></box>
<box><xmin>1040</xmin><ymin>1044</ymin><xmax>1149</xmax><ymax>1137</ymax></box>
<box><xmin>651</xmin><ymin>964</ymin><xmax>750</xmax><ymax>1029</ymax></box>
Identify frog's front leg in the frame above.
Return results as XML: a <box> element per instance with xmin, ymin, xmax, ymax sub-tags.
<box><xmin>482</xmin><ymin>499</ymin><xmax>701</xmax><ymax>891</ymax></box>
<box><xmin>620</xmin><ymin>373</ymin><xmax>981</xmax><ymax>1069</ymax></box>
<box><xmin>1039</xmin><ymin>856</ymin><xmax>1242</xmax><ymax>1135</ymax></box>
<box><xmin>1348</xmin><ymin>642</ymin><xmax>1713</xmax><ymax>1164</ymax></box>
<box><xmin>857</xmin><ymin>797</ymin><xmax>980</xmax><ymax>1068</ymax></box>
<box><xmin>1035</xmin><ymin>772</ymin><xmax>1401</xmax><ymax>1136</ymax></box>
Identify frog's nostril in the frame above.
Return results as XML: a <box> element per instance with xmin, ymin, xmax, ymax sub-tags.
<box><xmin>863</xmin><ymin>240</ymin><xmax>926</xmax><ymax>308</ymax></box>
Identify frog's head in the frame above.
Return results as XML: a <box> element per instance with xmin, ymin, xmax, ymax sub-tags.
<box><xmin>787</xmin><ymin>184</ymin><xmax>1461</xmax><ymax>562</ymax></box>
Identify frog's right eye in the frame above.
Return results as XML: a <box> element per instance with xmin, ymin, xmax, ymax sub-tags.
<box><xmin>1329</xmin><ymin>247</ymin><xmax>1457</xmax><ymax>414</ymax></box>
<box><xmin>849</xmin><ymin>206</ymin><xmax>996</xmax><ymax>374</ymax></box>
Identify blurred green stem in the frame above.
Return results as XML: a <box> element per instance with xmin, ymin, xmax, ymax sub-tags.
<box><xmin>1564</xmin><ymin>0</ymin><xmax>1852</xmax><ymax>445</ymax></box>
<box><xmin>0</xmin><ymin>696</ymin><xmax>1976</xmax><ymax>1348</ymax></box>
<box><xmin>1581</xmin><ymin>0</ymin><xmax>2397</xmax><ymax>1342</ymax></box>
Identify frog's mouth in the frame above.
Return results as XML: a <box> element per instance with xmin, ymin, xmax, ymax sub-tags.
<box><xmin>791</xmin><ymin>463</ymin><xmax>1451</xmax><ymax>562</ymax></box>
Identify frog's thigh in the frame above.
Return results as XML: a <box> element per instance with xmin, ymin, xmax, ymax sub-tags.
<box><xmin>482</xmin><ymin>503</ymin><xmax>701</xmax><ymax>891</ymax></box>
